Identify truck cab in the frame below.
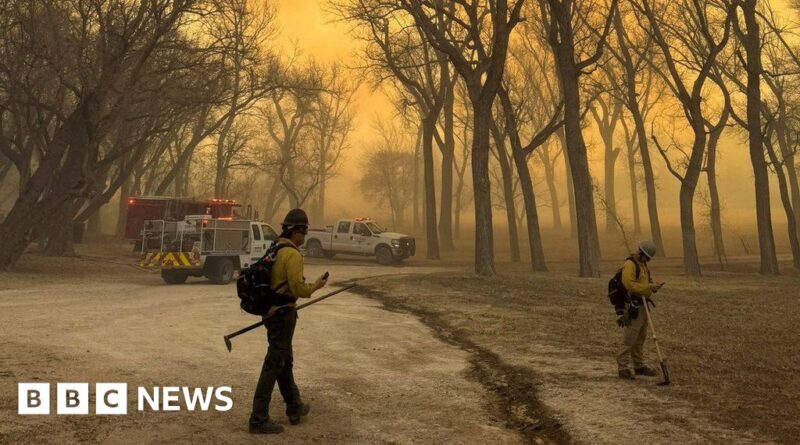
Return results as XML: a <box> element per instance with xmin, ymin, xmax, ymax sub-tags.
<box><xmin>305</xmin><ymin>218</ymin><xmax>415</xmax><ymax>265</ymax></box>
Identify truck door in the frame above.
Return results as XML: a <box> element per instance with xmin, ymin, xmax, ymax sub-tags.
<box><xmin>352</xmin><ymin>222</ymin><xmax>372</xmax><ymax>254</ymax></box>
<box><xmin>261</xmin><ymin>224</ymin><xmax>278</xmax><ymax>248</ymax></box>
<box><xmin>250</xmin><ymin>223</ymin><xmax>267</xmax><ymax>260</ymax></box>
<box><xmin>333</xmin><ymin>221</ymin><xmax>351</xmax><ymax>252</ymax></box>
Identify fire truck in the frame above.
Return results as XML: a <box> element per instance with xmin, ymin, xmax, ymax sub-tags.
<box><xmin>124</xmin><ymin>196</ymin><xmax>246</xmax><ymax>249</ymax></box>
<box><xmin>137</xmin><ymin>215</ymin><xmax>279</xmax><ymax>285</ymax></box>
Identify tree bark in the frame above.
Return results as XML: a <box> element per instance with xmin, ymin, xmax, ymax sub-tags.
<box><xmin>622</xmin><ymin>123</ymin><xmax>642</xmax><ymax>234</ymax></box>
<box><xmin>674</xmin><ymin>122</ymin><xmax>706</xmax><ymax>276</ymax></box>
<box><xmin>490</xmin><ymin>120</ymin><xmax>521</xmax><ymax>262</ymax></box>
<box><xmin>539</xmin><ymin>145</ymin><xmax>562</xmax><ymax>230</ymax></box>
<box><xmin>116</xmin><ymin>177</ymin><xmax>131</xmax><ymax>238</ymax></box>
<box><xmin>554</xmin><ymin>49</ymin><xmax>601</xmax><ymax>277</ymax></box>
<box><xmin>87</xmin><ymin>209</ymin><xmax>101</xmax><ymax>234</ymax></box>
<box><xmin>765</xmin><ymin>139</ymin><xmax>800</xmax><ymax>269</ymax></box>
<box><xmin>557</xmin><ymin>129</ymin><xmax>577</xmax><ymax>238</ymax></box>
<box><xmin>422</xmin><ymin>115</ymin><xmax>440</xmax><ymax>260</ymax></box>
<box><xmin>706</xmin><ymin>118</ymin><xmax>727</xmax><ymax>264</ymax></box>
<box><xmin>741</xmin><ymin>1</ymin><xmax>779</xmax><ymax>274</ymax></box>
<box><xmin>413</xmin><ymin>125</ymin><xmax>422</xmax><ymax>230</ymax></box>
<box><xmin>471</xmin><ymin>97</ymin><xmax>496</xmax><ymax>275</ymax></box>
<box><xmin>497</xmin><ymin>88</ymin><xmax>547</xmax><ymax>270</ymax></box>
<box><xmin>590</xmin><ymin>101</ymin><xmax>622</xmax><ymax>233</ymax></box>
<box><xmin>439</xmin><ymin>77</ymin><xmax>456</xmax><ymax>251</ymax></box>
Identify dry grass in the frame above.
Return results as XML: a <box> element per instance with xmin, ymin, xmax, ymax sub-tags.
<box><xmin>359</xmin><ymin>258</ymin><xmax>800</xmax><ymax>444</ymax></box>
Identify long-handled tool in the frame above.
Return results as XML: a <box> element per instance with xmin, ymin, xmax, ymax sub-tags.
<box><xmin>641</xmin><ymin>298</ymin><xmax>671</xmax><ymax>386</ymax></box>
<box><xmin>224</xmin><ymin>284</ymin><xmax>356</xmax><ymax>352</ymax></box>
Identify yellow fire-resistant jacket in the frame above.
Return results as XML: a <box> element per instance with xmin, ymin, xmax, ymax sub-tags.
<box><xmin>271</xmin><ymin>238</ymin><xmax>314</xmax><ymax>299</ymax></box>
<box><xmin>622</xmin><ymin>258</ymin><xmax>652</xmax><ymax>298</ymax></box>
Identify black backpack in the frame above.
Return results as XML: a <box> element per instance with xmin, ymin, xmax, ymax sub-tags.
<box><xmin>607</xmin><ymin>257</ymin><xmax>640</xmax><ymax>310</ymax></box>
<box><xmin>236</xmin><ymin>243</ymin><xmax>296</xmax><ymax>315</ymax></box>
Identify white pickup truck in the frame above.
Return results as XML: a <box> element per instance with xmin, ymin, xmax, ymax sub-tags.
<box><xmin>304</xmin><ymin>218</ymin><xmax>416</xmax><ymax>265</ymax></box>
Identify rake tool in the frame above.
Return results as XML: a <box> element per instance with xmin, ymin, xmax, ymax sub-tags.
<box><xmin>642</xmin><ymin>297</ymin><xmax>671</xmax><ymax>386</ymax></box>
<box><xmin>223</xmin><ymin>284</ymin><xmax>356</xmax><ymax>352</ymax></box>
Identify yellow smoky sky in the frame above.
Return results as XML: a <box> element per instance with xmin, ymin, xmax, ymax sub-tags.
<box><xmin>271</xmin><ymin>0</ymin><xmax>799</xmax><ymax>235</ymax></box>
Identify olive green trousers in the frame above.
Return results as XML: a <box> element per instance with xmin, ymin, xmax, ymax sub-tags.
<box><xmin>616</xmin><ymin>308</ymin><xmax>649</xmax><ymax>370</ymax></box>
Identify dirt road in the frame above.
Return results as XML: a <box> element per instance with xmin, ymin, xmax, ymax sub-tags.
<box><xmin>0</xmin><ymin>257</ymin><xmax>522</xmax><ymax>445</ymax></box>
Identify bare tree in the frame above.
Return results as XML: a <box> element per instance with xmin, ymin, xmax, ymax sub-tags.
<box><xmin>636</xmin><ymin>0</ymin><xmax>733</xmax><ymax>276</ymax></box>
<box><xmin>396</xmin><ymin>0</ymin><xmax>526</xmax><ymax>275</ymax></box>
<box><xmin>537</xmin><ymin>0</ymin><xmax>620</xmax><ymax>277</ymax></box>
<box><xmin>336</xmin><ymin>0</ymin><xmax>454</xmax><ymax>259</ymax></box>
<box><xmin>308</xmin><ymin>62</ymin><xmax>357</xmax><ymax>224</ymax></box>
<box><xmin>588</xmin><ymin>91</ymin><xmax>623</xmax><ymax>234</ymax></box>
<box><xmin>360</xmin><ymin>126</ymin><xmax>416</xmax><ymax>228</ymax></box>
<box><xmin>610</xmin><ymin>3</ymin><xmax>666</xmax><ymax>255</ymax></box>
<box><xmin>0</xmin><ymin>0</ymin><xmax>224</xmax><ymax>268</ymax></box>
<box><xmin>728</xmin><ymin>0</ymin><xmax>779</xmax><ymax>274</ymax></box>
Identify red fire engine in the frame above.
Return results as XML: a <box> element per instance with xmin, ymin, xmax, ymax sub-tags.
<box><xmin>125</xmin><ymin>196</ymin><xmax>242</xmax><ymax>241</ymax></box>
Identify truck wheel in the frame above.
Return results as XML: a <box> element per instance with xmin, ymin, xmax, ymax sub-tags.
<box><xmin>209</xmin><ymin>258</ymin><xmax>234</xmax><ymax>284</ymax></box>
<box><xmin>376</xmin><ymin>246</ymin><xmax>394</xmax><ymax>265</ymax></box>
<box><xmin>306</xmin><ymin>240</ymin><xmax>324</xmax><ymax>258</ymax></box>
<box><xmin>161</xmin><ymin>270</ymin><xmax>188</xmax><ymax>284</ymax></box>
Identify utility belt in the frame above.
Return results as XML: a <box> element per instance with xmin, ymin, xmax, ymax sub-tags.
<box><xmin>626</xmin><ymin>295</ymin><xmax>654</xmax><ymax>320</ymax></box>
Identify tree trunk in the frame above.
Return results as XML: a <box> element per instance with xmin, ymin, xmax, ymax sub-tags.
<box><xmin>775</xmin><ymin>116</ymin><xmax>800</xmax><ymax>243</ymax></box>
<box><xmin>558</xmin><ymin>129</ymin><xmax>577</xmax><ymax>238</ymax></box>
<box><xmin>454</xmin><ymin>171</ymin><xmax>464</xmax><ymax>240</ymax></box>
<box><xmin>556</xmin><ymin>53</ymin><xmax>601</xmax><ymax>277</ymax></box>
<box><xmin>87</xmin><ymin>209</ymin><xmax>102</xmax><ymax>234</ymax></box>
<box><xmin>413</xmin><ymin>125</ymin><xmax>422</xmax><ymax>230</ymax></box>
<box><xmin>44</xmin><ymin>218</ymin><xmax>76</xmax><ymax>257</ymax></box>
<box><xmin>626</xmin><ymin>138</ymin><xmax>642</xmax><ymax>235</ymax></box>
<box><xmin>765</xmin><ymin>140</ymin><xmax>800</xmax><ymax>269</ymax></box>
<box><xmin>706</xmin><ymin>122</ymin><xmax>727</xmax><ymax>264</ymax></box>
<box><xmin>677</xmin><ymin>125</ymin><xmax>706</xmax><ymax>276</ymax></box>
<box><xmin>439</xmin><ymin>81</ymin><xmax>456</xmax><ymax>251</ymax></box>
<box><xmin>742</xmin><ymin>2</ymin><xmax>779</xmax><ymax>274</ymax></box>
<box><xmin>470</xmin><ymin>97</ymin><xmax>495</xmax><ymax>275</ymax></box>
<box><xmin>540</xmin><ymin>146</ymin><xmax>562</xmax><ymax>231</ymax></box>
<box><xmin>490</xmin><ymin>120</ymin><xmax>520</xmax><ymax>263</ymax></box>
<box><xmin>604</xmin><ymin>144</ymin><xmax>620</xmax><ymax>233</ymax></box>
<box><xmin>116</xmin><ymin>177</ymin><xmax>131</xmax><ymax>238</ymax></box>
<box><xmin>317</xmin><ymin>175</ymin><xmax>326</xmax><ymax>224</ymax></box>
<box><xmin>422</xmin><ymin>115</ymin><xmax>440</xmax><ymax>260</ymax></box>
<box><xmin>497</xmin><ymin>88</ymin><xmax>547</xmax><ymax>270</ymax></box>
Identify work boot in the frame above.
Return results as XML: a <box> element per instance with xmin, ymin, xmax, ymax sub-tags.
<box><xmin>635</xmin><ymin>366</ymin><xmax>657</xmax><ymax>377</ymax></box>
<box><xmin>249</xmin><ymin>421</ymin><xmax>284</xmax><ymax>434</ymax></box>
<box><xmin>618</xmin><ymin>369</ymin><xmax>635</xmax><ymax>380</ymax></box>
<box><xmin>288</xmin><ymin>403</ymin><xmax>311</xmax><ymax>425</ymax></box>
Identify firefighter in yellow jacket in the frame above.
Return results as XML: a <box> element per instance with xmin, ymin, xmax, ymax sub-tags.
<box><xmin>616</xmin><ymin>240</ymin><xmax>665</xmax><ymax>380</ymax></box>
<box><xmin>249</xmin><ymin>208</ymin><xmax>327</xmax><ymax>434</ymax></box>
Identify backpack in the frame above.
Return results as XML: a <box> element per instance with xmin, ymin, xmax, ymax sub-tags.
<box><xmin>607</xmin><ymin>257</ymin><xmax>640</xmax><ymax>309</ymax></box>
<box><xmin>236</xmin><ymin>243</ymin><xmax>297</xmax><ymax>315</ymax></box>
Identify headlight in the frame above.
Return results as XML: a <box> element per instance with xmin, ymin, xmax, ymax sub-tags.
<box><xmin>391</xmin><ymin>240</ymin><xmax>400</xmax><ymax>247</ymax></box>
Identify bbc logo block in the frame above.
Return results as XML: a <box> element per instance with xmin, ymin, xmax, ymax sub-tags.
<box><xmin>18</xmin><ymin>383</ymin><xmax>50</xmax><ymax>415</ymax></box>
<box><xmin>18</xmin><ymin>383</ymin><xmax>128</xmax><ymax>415</ymax></box>
<box><xmin>18</xmin><ymin>383</ymin><xmax>231</xmax><ymax>415</ymax></box>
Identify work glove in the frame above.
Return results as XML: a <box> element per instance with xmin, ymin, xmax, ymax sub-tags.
<box><xmin>615</xmin><ymin>307</ymin><xmax>630</xmax><ymax>327</ymax></box>
<box><xmin>627</xmin><ymin>301</ymin><xmax>640</xmax><ymax>320</ymax></box>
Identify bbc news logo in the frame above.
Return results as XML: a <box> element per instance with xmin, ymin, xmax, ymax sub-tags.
<box><xmin>18</xmin><ymin>383</ymin><xmax>233</xmax><ymax>415</ymax></box>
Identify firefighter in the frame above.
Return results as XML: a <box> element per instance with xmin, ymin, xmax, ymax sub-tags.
<box><xmin>616</xmin><ymin>240</ymin><xmax>664</xmax><ymax>380</ymax></box>
<box><xmin>249</xmin><ymin>208</ymin><xmax>327</xmax><ymax>434</ymax></box>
